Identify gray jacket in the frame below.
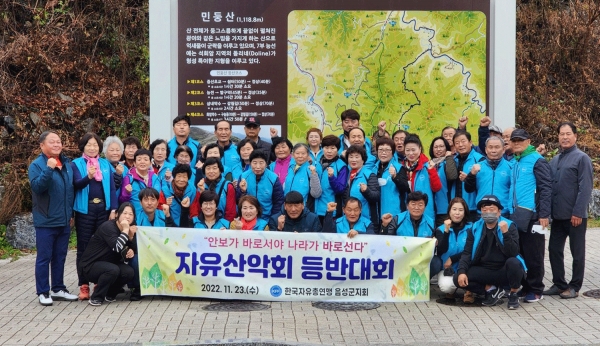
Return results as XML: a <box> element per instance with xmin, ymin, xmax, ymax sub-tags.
<box><xmin>549</xmin><ymin>145</ymin><xmax>593</xmax><ymax>219</ymax></box>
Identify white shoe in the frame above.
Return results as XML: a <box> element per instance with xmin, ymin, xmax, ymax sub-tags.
<box><xmin>39</xmin><ymin>293</ymin><xmax>53</xmax><ymax>306</ymax></box>
<box><xmin>51</xmin><ymin>290</ymin><xmax>78</xmax><ymax>301</ymax></box>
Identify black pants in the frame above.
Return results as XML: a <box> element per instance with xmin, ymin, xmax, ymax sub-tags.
<box><xmin>453</xmin><ymin>258</ymin><xmax>524</xmax><ymax>295</ymax></box>
<box><xmin>84</xmin><ymin>261</ymin><xmax>134</xmax><ymax>301</ymax></box>
<box><xmin>549</xmin><ymin>218</ymin><xmax>587</xmax><ymax>292</ymax></box>
<box><xmin>519</xmin><ymin>221</ymin><xmax>546</xmax><ymax>295</ymax></box>
<box><xmin>75</xmin><ymin>203</ymin><xmax>109</xmax><ymax>285</ymax></box>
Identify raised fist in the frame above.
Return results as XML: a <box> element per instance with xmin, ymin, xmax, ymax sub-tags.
<box><xmin>480</xmin><ymin>116</ymin><xmax>491</xmax><ymax>127</ymax></box>
<box><xmin>163</xmin><ymin>204</ymin><xmax>170</xmax><ymax>217</ymax></box>
<box><xmin>115</xmin><ymin>163</ymin><xmax>124</xmax><ymax>175</ymax></box>
<box><xmin>327</xmin><ymin>202</ymin><xmax>337</xmax><ymax>213</ymax></box>
<box><xmin>388</xmin><ymin>165</ymin><xmax>397</xmax><ymax>178</ymax></box>
<box><xmin>181</xmin><ymin>196</ymin><xmax>190</xmax><ymax>208</ymax></box>
<box><xmin>47</xmin><ymin>158</ymin><xmax>57</xmax><ymax>169</ymax></box>
<box><xmin>197</xmin><ymin>178</ymin><xmax>205</xmax><ymax>191</ymax></box>
<box><xmin>165</xmin><ymin>169</ymin><xmax>172</xmax><ymax>181</ymax></box>
<box><xmin>378</xmin><ymin>120</ymin><xmax>386</xmax><ymax>132</ymax></box>
<box><xmin>124</xmin><ymin>184</ymin><xmax>133</xmax><ymax>193</ymax></box>
<box><xmin>458</xmin><ymin>116</ymin><xmax>468</xmax><ymax>129</ymax></box>
<box><xmin>231</xmin><ymin>217</ymin><xmax>243</xmax><ymax>230</ymax></box>
<box><xmin>87</xmin><ymin>165</ymin><xmax>96</xmax><ymax>179</ymax></box>
<box><xmin>270</xmin><ymin>127</ymin><xmax>278</xmax><ymax>138</ymax></box>
<box><xmin>381</xmin><ymin>213</ymin><xmax>393</xmax><ymax>227</ymax></box>
<box><xmin>195</xmin><ymin>161</ymin><xmax>203</xmax><ymax>169</ymax></box>
<box><xmin>327</xmin><ymin>167</ymin><xmax>334</xmax><ymax>177</ymax></box>
<box><xmin>458</xmin><ymin>171</ymin><xmax>468</xmax><ymax>182</ymax></box>
<box><xmin>277</xmin><ymin>214</ymin><xmax>285</xmax><ymax>230</ymax></box>
<box><xmin>166</xmin><ymin>196</ymin><xmax>173</xmax><ymax>206</ymax></box>
<box><xmin>309</xmin><ymin>165</ymin><xmax>316</xmax><ymax>174</ymax></box>
<box><xmin>239</xmin><ymin>179</ymin><xmax>248</xmax><ymax>192</ymax></box>
<box><xmin>470</xmin><ymin>164</ymin><xmax>481</xmax><ymax>175</ymax></box>
<box><xmin>444</xmin><ymin>219</ymin><xmax>452</xmax><ymax>232</ymax></box>
<box><xmin>359</xmin><ymin>183</ymin><xmax>367</xmax><ymax>192</ymax></box>
<box><xmin>499</xmin><ymin>220</ymin><xmax>508</xmax><ymax>233</ymax></box>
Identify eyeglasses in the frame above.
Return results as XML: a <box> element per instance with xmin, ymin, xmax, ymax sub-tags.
<box><xmin>202</xmin><ymin>202</ymin><xmax>216</xmax><ymax>208</ymax></box>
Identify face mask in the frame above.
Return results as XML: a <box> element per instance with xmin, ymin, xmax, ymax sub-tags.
<box><xmin>481</xmin><ymin>212</ymin><xmax>498</xmax><ymax>224</ymax></box>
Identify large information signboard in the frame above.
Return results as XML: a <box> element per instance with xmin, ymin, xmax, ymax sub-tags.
<box><xmin>137</xmin><ymin>227</ymin><xmax>436</xmax><ymax>302</ymax></box>
<box><xmin>178</xmin><ymin>0</ymin><xmax>490</xmax><ymax>146</ymax></box>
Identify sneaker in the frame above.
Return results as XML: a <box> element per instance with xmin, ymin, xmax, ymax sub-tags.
<box><xmin>517</xmin><ymin>289</ymin><xmax>527</xmax><ymax>298</ymax></box>
<box><xmin>463</xmin><ymin>290</ymin><xmax>475</xmax><ymax>304</ymax></box>
<box><xmin>543</xmin><ymin>284</ymin><xmax>565</xmax><ymax>296</ymax></box>
<box><xmin>130</xmin><ymin>288</ymin><xmax>142</xmax><ymax>301</ymax></box>
<box><xmin>507</xmin><ymin>292</ymin><xmax>520</xmax><ymax>310</ymax></box>
<box><xmin>78</xmin><ymin>284</ymin><xmax>90</xmax><ymax>300</ymax></box>
<box><xmin>51</xmin><ymin>290</ymin><xmax>78</xmax><ymax>301</ymax></box>
<box><xmin>482</xmin><ymin>287</ymin><xmax>505</xmax><ymax>306</ymax></box>
<box><xmin>88</xmin><ymin>299</ymin><xmax>102</xmax><ymax>306</ymax></box>
<box><xmin>524</xmin><ymin>292</ymin><xmax>543</xmax><ymax>303</ymax></box>
<box><xmin>38</xmin><ymin>293</ymin><xmax>53</xmax><ymax>306</ymax></box>
<box><xmin>105</xmin><ymin>296</ymin><xmax>116</xmax><ymax>303</ymax></box>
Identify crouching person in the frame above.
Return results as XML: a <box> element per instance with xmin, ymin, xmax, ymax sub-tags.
<box><xmin>454</xmin><ymin>195</ymin><xmax>527</xmax><ymax>310</ymax></box>
<box><xmin>323</xmin><ymin>198</ymin><xmax>375</xmax><ymax>237</ymax></box>
<box><xmin>79</xmin><ymin>202</ymin><xmax>137</xmax><ymax>306</ymax></box>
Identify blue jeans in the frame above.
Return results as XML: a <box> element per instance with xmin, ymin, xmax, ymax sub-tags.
<box><xmin>430</xmin><ymin>255</ymin><xmax>443</xmax><ymax>279</ymax></box>
<box><xmin>35</xmin><ymin>225</ymin><xmax>71</xmax><ymax>295</ymax></box>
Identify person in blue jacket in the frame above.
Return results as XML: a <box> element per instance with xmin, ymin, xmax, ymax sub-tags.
<box><xmin>464</xmin><ymin>136</ymin><xmax>513</xmax><ymax>218</ymax></box>
<box><xmin>434</xmin><ymin>197</ymin><xmax>473</xmax><ymax>300</ymax></box>
<box><xmin>102</xmin><ymin>136</ymin><xmax>127</xmax><ymax>195</ymax></box>
<box><xmin>454</xmin><ymin>195</ymin><xmax>527</xmax><ymax>310</ymax></box>
<box><xmin>343</xmin><ymin>144</ymin><xmax>380</xmax><ymax>229</ymax></box>
<box><xmin>194</xmin><ymin>143</ymin><xmax>235</xmax><ymax>185</ymax></box>
<box><xmin>214</xmin><ymin>120</ymin><xmax>241</xmax><ymax>171</ymax></box>
<box><xmin>315</xmin><ymin>135</ymin><xmax>348</xmax><ymax>221</ymax></box>
<box><xmin>159</xmin><ymin>164</ymin><xmax>196</xmax><ymax>227</ymax></box>
<box><xmin>428</xmin><ymin>136</ymin><xmax>458</xmax><ymax>227</ymax></box>
<box><xmin>230</xmin><ymin>195</ymin><xmax>269</xmax><ymax>231</ymax></box>
<box><xmin>338</xmin><ymin>109</ymin><xmax>372</xmax><ymax>154</ymax></box>
<box><xmin>323</xmin><ymin>198</ymin><xmax>375</xmax><ymax>237</ymax></box>
<box><xmin>451</xmin><ymin>130</ymin><xmax>485</xmax><ymax>221</ymax></box>
<box><xmin>71</xmin><ymin>132</ymin><xmax>118</xmax><ymax>300</ymax></box>
<box><xmin>342</xmin><ymin>128</ymin><xmax>377</xmax><ymax>171</ymax></box>
<box><xmin>381</xmin><ymin>191</ymin><xmax>440</xmax><ymax>278</ymax></box>
<box><xmin>237</xmin><ymin>150</ymin><xmax>284</xmax><ymax>221</ymax></box>
<box><xmin>29</xmin><ymin>131</ymin><xmax>78</xmax><ymax>306</ymax></box>
<box><xmin>166</xmin><ymin>115</ymin><xmax>200</xmax><ymax>165</ymax></box>
<box><xmin>192</xmin><ymin>190</ymin><xmax>231</xmax><ymax>230</ymax></box>
<box><xmin>269</xmin><ymin>191</ymin><xmax>322</xmax><ymax>233</ymax></box>
<box><xmin>284</xmin><ymin>143</ymin><xmax>322</xmax><ymax>211</ymax></box>
<box><xmin>150</xmin><ymin>139</ymin><xmax>175</xmax><ymax>187</ymax></box>
<box><xmin>173</xmin><ymin>145</ymin><xmax>196</xmax><ymax>184</ymax></box>
<box><xmin>119</xmin><ymin>149</ymin><xmax>162</xmax><ymax>213</ymax></box>
<box><xmin>375</xmin><ymin>137</ymin><xmax>409</xmax><ymax>234</ymax></box>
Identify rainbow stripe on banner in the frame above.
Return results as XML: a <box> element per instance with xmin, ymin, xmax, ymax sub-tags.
<box><xmin>137</xmin><ymin>227</ymin><xmax>435</xmax><ymax>302</ymax></box>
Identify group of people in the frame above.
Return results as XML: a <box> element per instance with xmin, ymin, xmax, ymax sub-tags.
<box><xmin>29</xmin><ymin>110</ymin><xmax>593</xmax><ymax>311</ymax></box>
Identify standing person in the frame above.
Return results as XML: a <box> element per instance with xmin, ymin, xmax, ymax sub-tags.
<box><xmin>29</xmin><ymin>131</ymin><xmax>78</xmax><ymax>306</ymax></box>
<box><xmin>195</xmin><ymin>143</ymin><xmax>234</xmax><ymax>184</ymax></box>
<box><xmin>371</xmin><ymin>120</ymin><xmax>390</xmax><ymax>156</ymax></box>
<box><xmin>315</xmin><ymin>135</ymin><xmax>348</xmax><ymax>221</ymax></box>
<box><xmin>119</xmin><ymin>149</ymin><xmax>162</xmax><ymax>213</ymax></box>
<box><xmin>194</xmin><ymin>157</ymin><xmax>237</xmax><ymax>222</ymax></box>
<box><xmin>235</xmin><ymin>138</ymin><xmax>258</xmax><ymax>179</ymax></box>
<box><xmin>344</xmin><ymin>145</ymin><xmax>380</xmax><ymax>228</ymax></box>
<box><xmin>79</xmin><ymin>203</ymin><xmax>136</xmax><ymax>306</ymax></box>
<box><xmin>269</xmin><ymin>138</ymin><xmax>294</xmax><ymax>188</ymax></box>
<box><xmin>545</xmin><ymin>122</ymin><xmax>593</xmax><ymax>299</ymax></box>
<box><xmin>214</xmin><ymin>120</ymin><xmax>241</xmax><ymax>170</ymax></box>
<box><xmin>375</xmin><ymin>137</ymin><xmax>408</xmax><ymax>233</ymax></box>
<box><xmin>192</xmin><ymin>191</ymin><xmax>231</xmax><ymax>230</ymax></box>
<box><xmin>173</xmin><ymin>145</ymin><xmax>196</xmax><ymax>184</ymax></box>
<box><xmin>464</xmin><ymin>136</ymin><xmax>513</xmax><ymax>218</ymax></box>
<box><xmin>454</xmin><ymin>195</ymin><xmax>526</xmax><ymax>310</ymax></box>
<box><xmin>502</xmin><ymin>127</ymin><xmax>515</xmax><ymax>161</ymax></box>
<box><xmin>103</xmin><ymin>136</ymin><xmax>127</xmax><ymax>195</ymax></box>
<box><xmin>229</xmin><ymin>195</ymin><xmax>270</xmax><ymax>231</ymax></box>
<box><xmin>509</xmin><ymin>129</ymin><xmax>552</xmax><ymax>303</ymax></box>
<box><xmin>392</xmin><ymin>129</ymin><xmax>409</xmax><ymax>162</ymax></box>
<box><xmin>428</xmin><ymin>136</ymin><xmax>457</xmax><ymax>227</ymax></box>
<box><xmin>149</xmin><ymin>139</ymin><xmax>174</xmax><ymax>186</ymax></box>
<box><xmin>451</xmin><ymin>130</ymin><xmax>485</xmax><ymax>221</ymax></box>
<box><xmin>121</xmin><ymin>136</ymin><xmax>141</xmax><ymax>170</ymax></box>
<box><xmin>441</xmin><ymin>126</ymin><xmax>456</xmax><ymax>154</ymax></box>
<box><xmin>306</xmin><ymin>128</ymin><xmax>323</xmax><ymax>163</ymax></box>
<box><xmin>242</xmin><ymin>116</ymin><xmax>273</xmax><ymax>161</ymax></box>
<box><xmin>338</xmin><ymin>109</ymin><xmax>372</xmax><ymax>154</ymax></box>
<box><xmin>159</xmin><ymin>164</ymin><xmax>196</xmax><ymax>227</ymax></box>
<box><xmin>402</xmin><ymin>135</ymin><xmax>442</xmax><ymax>221</ymax></box>
<box><xmin>72</xmin><ymin>133</ymin><xmax>118</xmax><ymax>300</ymax></box>
<box><xmin>284</xmin><ymin>143</ymin><xmax>322</xmax><ymax>210</ymax></box>
<box><xmin>343</xmin><ymin>128</ymin><xmax>377</xmax><ymax>171</ymax></box>
<box><xmin>238</xmin><ymin>150</ymin><xmax>285</xmax><ymax>221</ymax></box>
<box><xmin>166</xmin><ymin>115</ymin><xmax>200</xmax><ymax>166</ymax></box>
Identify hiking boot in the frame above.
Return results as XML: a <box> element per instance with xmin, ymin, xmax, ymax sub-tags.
<box><xmin>543</xmin><ymin>285</ymin><xmax>565</xmax><ymax>296</ymax></box>
<box><xmin>88</xmin><ymin>299</ymin><xmax>102</xmax><ymax>306</ymax></box>
<box><xmin>560</xmin><ymin>288</ymin><xmax>579</xmax><ymax>299</ymax></box>
<box><xmin>38</xmin><ymin>293</ymin><xmax>53</xmax><ymax>306</ymax></box>
<box><xmin>463</xmin><ymin>290</ymin><xmax>475</xmax><ymax>304</ymax></box>
<box><xmin>79</xmin><ymin>284</ymin><xmax>90</xmax><ymax>300</ymax></box>
<box><xmin>524</xmin><ymin>292</ymin><xmax>543</xmax><ymax>303</ymax></box>
<box><xmin>51</xmin><ymin>290</ymin><xmax>78</xmax><ymax>301</ymax></box>
<box><xmin>507</xmin><ymin>292</ymin><xmax>520</xmax><ymax>310</ymax></box>
<box><xmin>482</xmin><ymin>287</ymin><xmax>504</xmax><ymax>306</ymax></box>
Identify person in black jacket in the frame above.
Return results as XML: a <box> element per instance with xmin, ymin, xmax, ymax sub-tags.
<box><xmin>269</xmin><ymin>191</ymin><xmax>322</xmax><ymax>233</ymax></box>
<box><xmin>80</xmin><ymin>202</ymin><xmax>137</xmax><ymax>306</ymax></box>
<box><xmin>453</xmin><ymin>195</ymin><xmax>526</xmax><ymax>310</ymax></box>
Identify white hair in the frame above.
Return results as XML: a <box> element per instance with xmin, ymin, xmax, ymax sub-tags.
<box><xmin>102</xmin><ymin>136</ymin><xmax>124</xmax><ymax>156</ymax></box>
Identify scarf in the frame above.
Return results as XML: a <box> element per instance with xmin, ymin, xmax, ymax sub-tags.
<box><xmin>241</xmin><ymin>217</ymin><xmax>257</xmax><ymax>231</ymax></box>
<box><xmin>349</xmin><ymin>168</ymin><xmax>359</xmax><ymax>182</ymax></box>
<box><xmin>82</xmin><ymin>153</ymin><xmax>102</xmax><ymax>181</ymax></box>
<box><xmin>171</xmin><ymin>181</ymin><xmax>186</xmax><ymax>199</ymax></box>
<box><xmin>320</xmin><ymin>156</ymin><xmax>339</xmax><ymax>170</ymax></box>
<box><xmin>514</xmin><ymin>145</ymin><xmax>537</xmax><ymax>161</ymax></box>
<box><xmin>274</xmin><ymin>155</ymin><xmax>291</xmax><ymax>182</ymax></box>
<box><xmin>205</xmin><ymin>175</ymin><xmax>222</xmax><ymax>191</ymax></box>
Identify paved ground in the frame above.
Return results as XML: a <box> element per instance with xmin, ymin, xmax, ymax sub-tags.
<box><xmin>2</xmin><ymin>230</ymin><xmax>600</xmax><ymax>346</ymax></box>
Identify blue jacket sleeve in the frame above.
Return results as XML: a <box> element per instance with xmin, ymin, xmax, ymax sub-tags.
<box><xmin>29</xmin><ymin>161</ymin><xmax>54</xmax><ymax>194</ymax></box>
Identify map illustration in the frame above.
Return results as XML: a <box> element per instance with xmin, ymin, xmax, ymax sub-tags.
<box><xmin>287</xmin><ymin>11</ymin><xmax>487</xmax><ymax>147</ymax></box>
